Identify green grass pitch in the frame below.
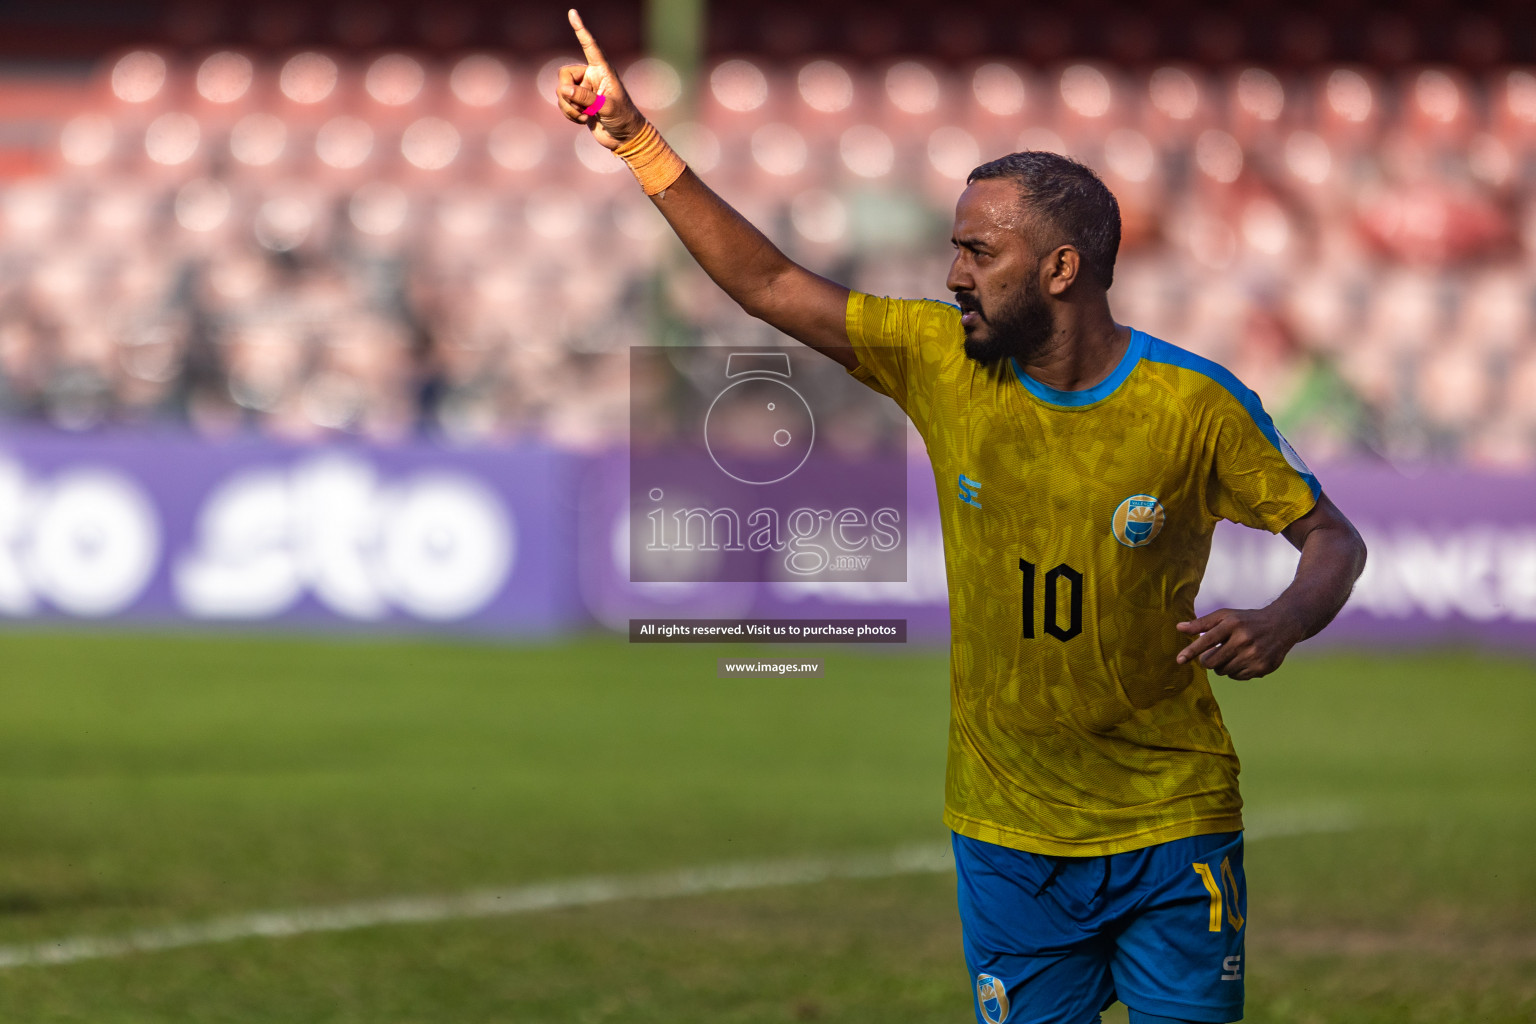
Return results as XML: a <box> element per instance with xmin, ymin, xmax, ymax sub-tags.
<box><xmin>0</xmin><ymin>631</ymin><xmax>1529</xmax><ymax>1022</ymax></box>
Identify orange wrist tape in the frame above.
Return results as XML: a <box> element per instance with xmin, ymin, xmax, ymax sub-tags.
<box><xmin>615</xmin><ymin>121</ymin><xmax>686</xmax><ymax>196</ymax></box>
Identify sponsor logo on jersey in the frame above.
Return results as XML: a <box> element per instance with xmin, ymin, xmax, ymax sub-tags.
<box><xmin>1112</xmin><ymin>494</ymin><xmax>1165</xmax><ymax>548</ymax></box>
<box><xmin>976</xmin><ymin>973</ymin><xmax>1010</xmax><ymax>1023</ymax></box>
<box><xmin>1222</xmin><ymin>954</ymin><xmax>1243</xmax><ymax>981</ymax></box>
<box><xmin>1275</xmin><ymin>430</ymin><xmax>1311</xmax><ymax>476</ymax></box>
<box><xmin>958</xmin><ymin>473</ymin><xmax>983</xmax><ymax>509</ymax></box>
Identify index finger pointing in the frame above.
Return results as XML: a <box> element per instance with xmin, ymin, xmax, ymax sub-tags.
<box><xmin>567</xmin><ymin>9</ymin><xmax>608</xmax><ymax>68</ymax></box>
<box><xmin>1176</xmin><ymin>621</ymin><xmax>1229</xmax><ymax>665</ymax></box>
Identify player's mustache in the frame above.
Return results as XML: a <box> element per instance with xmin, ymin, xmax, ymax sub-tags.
<box><xmin>954</xmin><ymin>294</ymin><xmax>983</xmax><ymax>317</ymax></box>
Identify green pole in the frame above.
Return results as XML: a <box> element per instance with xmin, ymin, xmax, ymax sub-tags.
<box><xmin>644</xmin><ymin>0</ymin><xmax>706</xmax><ymax>347</ymax></box>
<box><xmin>646</xmin><ymin>0</ymin><xmax>704</xmax><ymax>85</ymax></box>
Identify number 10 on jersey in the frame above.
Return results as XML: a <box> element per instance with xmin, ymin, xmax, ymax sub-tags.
<box><xmin>1018</xmin><ymin>558</ymin><xmax>1083</xmax><ymax>641</ymax></box>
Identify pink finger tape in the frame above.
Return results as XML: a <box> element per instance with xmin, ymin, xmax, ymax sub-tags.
<box><xmin>582</xmin><ymin>94</ymin><xmax>606</xmax><ymax>117</ymax></box>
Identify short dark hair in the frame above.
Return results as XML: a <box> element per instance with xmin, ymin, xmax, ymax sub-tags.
<box><xmin>967</xmin><ymin>151</ymin><xmax>1122</xmax><ymax>289</ymax></box>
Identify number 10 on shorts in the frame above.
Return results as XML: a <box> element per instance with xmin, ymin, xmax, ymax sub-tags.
<box><xmin>1191</xmin><ymin>856</ymin><xmax>1244</xmax><ymax>932</ymax></box>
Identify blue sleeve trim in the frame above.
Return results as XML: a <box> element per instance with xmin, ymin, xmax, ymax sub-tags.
<box><xmin>1140</xmin><ymin>335</ymin><xmax>1322</xmax><ymax>499</ymax></box>
<box><xmin>1009</xmin><ymin>329</ymin><xmax>1149</xmax><ymax>408</ymax></box>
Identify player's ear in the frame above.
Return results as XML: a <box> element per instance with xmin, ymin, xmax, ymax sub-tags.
<box><xmin>1045</xmin><ymin>245</ymin><xmax>1080</xmax><ymax>295</ymax></box>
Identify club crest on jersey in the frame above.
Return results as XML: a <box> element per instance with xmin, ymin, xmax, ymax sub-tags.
<box><xmin>1112</xmin><ymin>494</ymin><xmax>1165</xmax><ymax>548</ymax></box>
<box><xmin>976</xmin><ymin>973</ymin><xmax>1010</xmax><ymax>1023</ymax></box>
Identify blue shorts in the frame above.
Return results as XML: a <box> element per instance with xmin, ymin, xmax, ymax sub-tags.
<box><xmin>954</xmin><ymin>830</ymin><xmax>1246</xmax><ymax>1024</ymax></box>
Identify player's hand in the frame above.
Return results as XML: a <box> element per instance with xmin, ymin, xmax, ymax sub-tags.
<box><xmin>1174</xmin><ymin>607</ymin><xmax>1304</xmax><ymax>680</ymax></box>
<box><xmin>556</xmin><ymin>8</ymin><xmax>644</xmax><ymax>151</ymax></box>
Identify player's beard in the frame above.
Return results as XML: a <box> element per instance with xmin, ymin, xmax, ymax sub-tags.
<box><xmin>960</xmin><ymin>280</ymin><xmax>1056</xmax><ymax>376</ymax></box>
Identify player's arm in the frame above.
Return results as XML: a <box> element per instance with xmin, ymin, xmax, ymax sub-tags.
<box><xmin>554</xmin><ymin>9</ymin><xmax>856</xmax><ymax>370</ymax></box>
<box><xmin>1175</xmin><ymin>493</ymin><xmax>1366</xmax><ymax>680</ymax></box>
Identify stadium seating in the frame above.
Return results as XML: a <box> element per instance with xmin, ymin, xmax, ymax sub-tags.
<box><xmin>2</xmin><ymin>44</ymin><xmax>1535</xmax><ymax>466</ymax></box>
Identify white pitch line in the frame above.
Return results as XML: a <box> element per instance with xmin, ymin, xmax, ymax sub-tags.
<box><xmin>0</xmin><ymin>804</ymin><xmax>1356</xmax><ymax>970</ymax></box>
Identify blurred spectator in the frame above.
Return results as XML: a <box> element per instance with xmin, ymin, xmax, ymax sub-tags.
<box><xmin>0</xmin><ymin>42</ymin><xmax>1534</xmax><ymax>467</ymax></box>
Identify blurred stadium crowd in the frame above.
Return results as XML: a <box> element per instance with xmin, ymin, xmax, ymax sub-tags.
<box><xmin>2</xmin><ymin>2</ymin><xmax>1536</xmax><ymax>465</ymax></box>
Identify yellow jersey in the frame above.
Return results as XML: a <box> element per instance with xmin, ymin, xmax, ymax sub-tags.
<box><xmin>846</xmin><ymin>292</ymin><xmax>1320</xmax><ymax>856</ymax></box>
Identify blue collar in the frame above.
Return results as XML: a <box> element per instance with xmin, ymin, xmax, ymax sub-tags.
<box><xmin>1009</xmin><ymin>329</ymin><xmax>1147</xmax><ymax>408</ymax></box>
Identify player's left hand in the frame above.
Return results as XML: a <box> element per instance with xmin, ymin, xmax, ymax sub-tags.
<box><xmin>1174</xmin><ymin>607</ymin><xmax>1303</xmax><ymax>679</ymax></box>
<box><xmin>556</xmin><ymin>9</ymin><xmax>644</xmax><ymax>151</ymax></box>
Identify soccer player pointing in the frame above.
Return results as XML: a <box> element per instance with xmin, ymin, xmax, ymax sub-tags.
<box><xmin>558</xmin><ymin>12</ymin><xmax>1367</xmax><ymax>1024</ymax></box>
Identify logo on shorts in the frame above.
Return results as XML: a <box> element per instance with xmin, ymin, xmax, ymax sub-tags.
<box><xmin>1111</xmin><ymin>494</ymin><xmax>1165</xmax><ymax>548</ymax></box>
<box><xmin>976</xmin><ymin>973</ymin><xmax>1010</xmax><ymax>1023</ymax></box>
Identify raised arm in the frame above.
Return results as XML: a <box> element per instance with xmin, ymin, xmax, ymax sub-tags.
<box><xmin>555</xmin><ymin>9</ymin><xmax>856</xmax><ymax>369</ymax></box>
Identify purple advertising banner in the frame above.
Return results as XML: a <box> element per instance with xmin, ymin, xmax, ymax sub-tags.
<box><xmin>1200</xmin><ymin>463</ymin><xmax>1536</xmax><ymax>649</ymax></box>
<box><xmin>0</xmin><ymin>429</ymin><xmax>585</xmax><ymax>633</ymax></box>
<box><xmin>2</xmin><ymin>428</ymin><xmax>1533</xmax><ymax>650</ymax></box>
<box><xmin>581</xmin><ymin>455</ymin><xmax>1536</xmax><ymax>649</ymax></box>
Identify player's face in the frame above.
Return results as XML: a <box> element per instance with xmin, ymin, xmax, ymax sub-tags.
<box><xmin>947</xmin><ymin>180</ymin><xmax>1056</xmax><ymax>372</ymax></box>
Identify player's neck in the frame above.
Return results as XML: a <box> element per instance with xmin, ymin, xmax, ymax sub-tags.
<box><xmin>1016</xmin><ymin>302</ymin><xmax>1131</xmax><ymax>394</ymax></box>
